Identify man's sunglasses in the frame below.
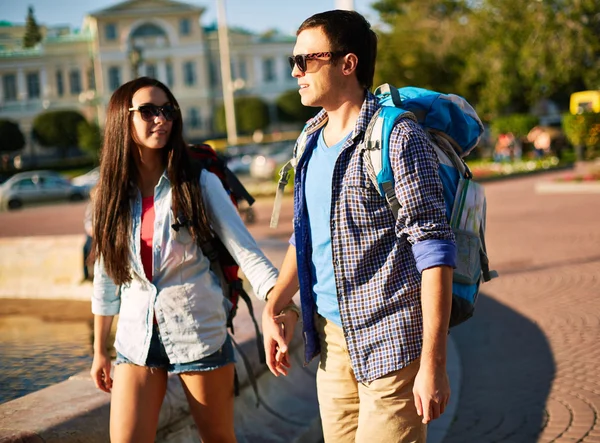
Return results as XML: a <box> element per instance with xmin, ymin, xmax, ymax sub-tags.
<box><xmin>128</xmin><ymin>104</ymin><xmax>179</xmax><ymax>122</ymax></box>
<box><xmin>288</xmin><ymin>52</ymin><xmax>344</xmax><ymax>73</ymax></box>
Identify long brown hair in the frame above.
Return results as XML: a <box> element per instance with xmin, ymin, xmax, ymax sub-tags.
<box><xmin>92</xmin><ymin>77</ymin><xmax>212</xmax><ymax>285</ymax></box>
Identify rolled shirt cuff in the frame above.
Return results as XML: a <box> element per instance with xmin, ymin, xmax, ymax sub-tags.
<box><xmin>412</xmin><ymin>239</ymin><xmax>457</xmax><ymax>273</ymax></box>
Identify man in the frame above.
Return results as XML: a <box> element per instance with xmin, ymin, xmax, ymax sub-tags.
<box><xmin>262</xmin><ymin>10</ymin><xmax>456</xmax><ymax>442</ymax></box>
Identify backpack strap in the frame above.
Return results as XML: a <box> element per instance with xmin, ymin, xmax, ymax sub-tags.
<box><xmin>270</xmin><ymin>118</ymin><xmax>326</xmax><ymax>228</ymax></box>
<box><xmin>363</xmin><ymin>107</ymin><xmax>417</xmax><ymax>220</ymax></box>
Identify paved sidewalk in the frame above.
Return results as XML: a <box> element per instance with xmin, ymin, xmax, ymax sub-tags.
<box><xmin>444</xmin><ymin>171</ymin><xmax>600</xmax><ymax>443</ymax></box>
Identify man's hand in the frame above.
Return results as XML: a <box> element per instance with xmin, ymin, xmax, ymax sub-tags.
<box><xmin>262</xmin><ymin>306</ymin><xmax>299</xmax><ymax>377</ymax></box>
<box><xmin>413</xmin><ymin>362</ymin><xmax>450</xmax><ymax>424</ymax></box>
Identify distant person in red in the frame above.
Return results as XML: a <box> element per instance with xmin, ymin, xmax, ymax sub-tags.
<box><xmin>89</xmin><ymin>77</ymin><xmax>279</xmax><ymax>443</ymax></box>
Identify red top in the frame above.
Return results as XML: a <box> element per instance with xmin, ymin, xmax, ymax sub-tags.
<box><xmin>140</xmin><ymin>195</ymin><xmax>155</xmax><ymax>282</ymax></box>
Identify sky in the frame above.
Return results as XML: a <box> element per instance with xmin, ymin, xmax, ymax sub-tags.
<box><xmin>0</xmin><ymin>0</ymin><xmax>378</xmax><ymax>36</ymax></box>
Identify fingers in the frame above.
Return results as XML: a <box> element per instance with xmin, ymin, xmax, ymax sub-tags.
<box><xmin>265</xmin><ymin>337</ymin><xmax>280</xmax><ymax>377</ymax></box>
<box><xmin>414</xmin><ymin>393</ymin><xmax>449</xmax><ymax>424</ymax></box>
<box><xmin>91</xmin><ymin>366</ymin><xmax>112</xmax><ymax>393</ymax></box>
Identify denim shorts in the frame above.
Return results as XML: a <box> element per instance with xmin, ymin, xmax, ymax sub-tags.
<box><xmin>115</xmin><ymin>324</ymin><xmax>236</xmax><ymax>374</ymax></box>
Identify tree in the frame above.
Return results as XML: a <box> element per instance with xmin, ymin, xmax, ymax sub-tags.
<box><xmin>32</xmin><ymin>110</ymin><xmax>86</xmax><ymax>157</ymax></box>
<box><xmin>77</xmin><ymin>121</ymin><xmax>103</xmax><ymax>157</ymax></box>
<box><xmin>276</xmin><ymin>89</ymin><xmax>318</xmax><ymax>124</ymax></box>
<box><xmin>215</xmin><ymin>96</ymin><xmax>270</xmax><ymax>135</ymax></box>
<box><xmin>23</xmin><ymin>6</ymin><xmax>42</xmax><ymax>48</ymax></box>
<box><xmin>372</xmin><ymin>0</ymin><xmax>600</xmax><ymax>118</ymax></box>
<box><xmin>0</xmin><ymin>119</ymin><xmax>26</xmax><ymax>154</ymax></box>
<box><xmin>372</xmin><ymin>0</ymin><xmax>473</xmax><ymax>96</ymax></box>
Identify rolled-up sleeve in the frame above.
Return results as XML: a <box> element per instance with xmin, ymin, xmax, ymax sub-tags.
<box><xmin>201</xmin><ymin>171</ymin><xmax>279</xmax><ymax>300</ymax></box>
<box><xmin>389</xmin><ymin>119</ymin><xmax>456</xmax><ymax>268</ymax></box>
<box><xmin>92</xmin><ymin>257</ymin><xmax>121</xmax><ymax>316</ymax></box>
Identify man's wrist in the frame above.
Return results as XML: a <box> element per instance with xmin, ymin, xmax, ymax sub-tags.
<box><xmin>279</xmin><ymin>302</ymin><xmax>301</xmax><ymax>319</ymax></box>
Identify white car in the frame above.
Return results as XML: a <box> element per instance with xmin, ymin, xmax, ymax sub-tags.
<box><xmin>71</xmin><ymin>167</ymin><xmax>100</xmax><ymax>193</ymax></box>
<box><xmin>0</xmin><ymin>170</ymin><xmax>87</xmax><ymax>210</ymax></box>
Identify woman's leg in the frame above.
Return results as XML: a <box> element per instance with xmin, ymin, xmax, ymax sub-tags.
<box><xmin>109</xmin><ymin>364</ymin><xmax>168</xmax><ymax>443</ymax></box>
<box><xmin>179</xmin><ymin>363</ymin><xmax>236</xmax><ymax>443</ymax></box>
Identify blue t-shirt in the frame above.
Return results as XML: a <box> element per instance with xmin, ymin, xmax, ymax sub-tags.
<box><xmin>305</xmin><ymin>129</ymin><xmax>351</xmax><ymax>326</ymax></box>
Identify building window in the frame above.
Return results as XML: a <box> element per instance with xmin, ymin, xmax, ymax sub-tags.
<box><xmin>26</xmin><ymin>72</ymin><xmax>40</xmax><ymax>99</ymax></box>
<box><xmin>209</xmin><ymin>62</ymin><xmax>219</xmax><ymax>87</ymax></box>
<box><xmin>183</xmin><ymin>61</ymin><xmax>196</xmax><ymax>86</ymax></box>
<box><xmin>3</xmin><ymin>74</ymin><xmax>17</xmax><ymax>101</ymax></box>
<box><xmin>69</xmin><ymin>69</ymin><xmax>81</xmax><ymax>95</ymax></box>
<box><xmin>105</xmin><ymin>23</ymin><xmax>117</xmax><ymax>41</ymax></box>
<box><xmin>263</xmin><ymin>58</ymin><xmax>275</xmax><ymax>82</ymax></box>
<box><xmin>239</xmin><ymin>60</ymin><xmax>247</xmax><ymax>80</ymax></box>
<box><xmin>108</xmin><ymin>66</ymin><xmax>121</xmax><ymax>91</ymax></box>
<box><xmin>145</xmin><ymin>63</ymin><xmax>157</xmax><ymax>79</ymax></box>
<box><xmin>88</xmin><ymin>68</ymin><xmax>95</xmax><ymax>90</ymax></box>
<box><xmin>189</xmin><ymin>108</ymin><xmax>201</xmax><ymax>128</ymax></box>
<box><xmin>180</xmin><ymin>18</ymin><xmax>191</xmax><ymax>36</ymax></box>
<box><xmin>56</xmin><ymin>71</ymin><xmax>64</xmax><ymax>97</ymax></box>
<box><xmin>166</xmin><ymin>62</ymin><xmax>174</xmax><ymax>87</ymax></box>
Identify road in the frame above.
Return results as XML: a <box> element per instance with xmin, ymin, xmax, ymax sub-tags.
<box><xmin>2</xmin><ymin>171</ymin><xmax>600</xmax><ymax>442</ymax></box>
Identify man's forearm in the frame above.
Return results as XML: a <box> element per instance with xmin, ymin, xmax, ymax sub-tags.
<box><xmin>264</xmin><ymin>244</ymin><xmax>300</xmax><ymax>316</ymax></box>
<box><xmin>420</xmin><ymin>266</ymin><xmax>453</xmax><ymax>367</ymax></box>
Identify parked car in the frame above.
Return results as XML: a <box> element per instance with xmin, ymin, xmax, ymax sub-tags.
<box><xmin>249</xmin><ymin>142</ymin><xmax>293</xmax><ymax>179</ymax></box>
<box><xmin>0</xmin><ymin>170</ymin><xmax>87</xmax><ymax>210</ymax></box>
<box><xmin>71</xmin><ymin>167</ymin><xmax>100</xmax><ymax>193</ymax></box>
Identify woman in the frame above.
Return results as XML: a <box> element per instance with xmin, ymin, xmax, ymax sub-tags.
<box><xmin>89</xmin><ymin>77</ymin><xmax>279</xmax><ymax>443</ymax></box>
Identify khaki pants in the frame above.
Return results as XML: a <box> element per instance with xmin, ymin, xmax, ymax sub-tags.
<box><xmin>315</xmin><ymin>315</ymin><xmax>426</xmax><ymax>443</ymax></box>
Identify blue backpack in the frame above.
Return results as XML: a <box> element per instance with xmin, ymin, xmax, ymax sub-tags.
<box><xmin>365</xmin><ymin>84</ymin><xmax>497</xmax><ymax>327</ymax></box>
<box><xmin>271</xmin><ymin>84</ymin><xmax>498</xmax><ymax>327</ymax></box>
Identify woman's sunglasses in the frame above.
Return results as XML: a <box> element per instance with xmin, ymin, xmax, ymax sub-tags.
<box><xmin>128</xmin><ymin>104</ymin><xmax>179</xmax><ymax>122</ymax></box>
<box><xmin>287</xmin><ymin>52</ymin><xmax>344</xmax><ymax>73</ymax></box>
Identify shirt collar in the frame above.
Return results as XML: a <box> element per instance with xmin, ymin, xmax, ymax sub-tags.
<box><xmin>303</xmin><ymin>90</ymin><xmax>381</xmax><ymax>141</ymax></box>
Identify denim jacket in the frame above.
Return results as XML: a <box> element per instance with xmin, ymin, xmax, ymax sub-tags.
<box><xmin>292</xmin><ymin>92</ymin><xmax>456</xmax><ymax>383</ymax></box>
<box><xmin>92</xmin><ymin>171</ymin><xmax>278</xmax><ymax>366</ymax></box>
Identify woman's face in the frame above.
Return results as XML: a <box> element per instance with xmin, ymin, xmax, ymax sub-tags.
<box><xmin>130</xmin><ymin>85</ymin><xmax>175</xmax><ymax>150</ymax></box>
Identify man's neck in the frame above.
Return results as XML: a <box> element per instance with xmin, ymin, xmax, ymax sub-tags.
<box><xmin>322</xmin><ymin>88</ymin><xmax>365</xmax><ymax>147</ymax></box>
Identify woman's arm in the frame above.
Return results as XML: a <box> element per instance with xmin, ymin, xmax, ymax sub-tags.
<box><xmin>200</xmin><ymin>171</ymin><xmax>279</xmax><ymax>299</ymax></box>
<box><xmin>90</xmin><ymin>315</ymin><xmax>114</xmax><ymax>393</ymax></box>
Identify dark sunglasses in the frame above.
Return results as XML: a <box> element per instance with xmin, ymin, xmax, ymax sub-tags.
<box><xmin>288</xmin><ymin>51</ymin><xmax>344</xmax><ymax>73</ymax></box>
<box><xmin>128</xmin><ymin>104</ymin><xmax>179</xmax><ymax>122</ymax></box>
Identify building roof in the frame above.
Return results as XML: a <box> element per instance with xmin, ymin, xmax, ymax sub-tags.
<box><xmin>89</xmin><ymin>0</ymin><xmax>204</xmax><ymax>18</ymax></box>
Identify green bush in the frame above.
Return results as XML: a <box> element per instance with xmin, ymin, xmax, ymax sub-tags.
<box><xmin>276</xmin><ymin>89</ymin><xmax>318</xmax><ymax>124</ymax></box>
<box><xmin>490</xmin><ymin>114</ymin><xmax>539</xmax><ymax>139</ymax></box>
<box><xmin>562</xmin><ymin>112</ymin><xmax>600</xmax><ymax>160</ymax></box>
<box><xmin>215</xmin><ymin>96</ymin><xmax>270</xmax><ymax>135</ymax></box>
<box><xmin>0</xmin><ymin>119</ymin><xmax>26</xmax><ymax>154</ymax></box>
<box><xmin>77</xmin><ymin>120</ymin><xmax>103</xmax><ymax>157</ymax></box>
<box><xmin>32</xmin><ymin>110</ymin><xmax>86</xmax><ymax>157</ymax></box>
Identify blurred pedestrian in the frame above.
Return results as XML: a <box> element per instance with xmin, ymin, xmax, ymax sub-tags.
<box><xmin>89</xmin><ymin>77</ymin><xmax>279</xmax><ymax>443</ymax></box>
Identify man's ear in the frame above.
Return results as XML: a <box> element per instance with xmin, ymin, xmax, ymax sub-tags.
<box><xmin>341</xmin><ymin>53</ymin><xmax>359</xmax><ymax>76</ymax></box>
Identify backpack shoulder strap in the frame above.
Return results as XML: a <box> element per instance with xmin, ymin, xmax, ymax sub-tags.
<box><xmin>363</xmin><ymin>106</ymin><xmax>417</xmax><ymax>220</ymax></box>
<box><xmin>270</xmin><ymin>120</ymin><xmax>324</xmax><ymax>228</ymax></box>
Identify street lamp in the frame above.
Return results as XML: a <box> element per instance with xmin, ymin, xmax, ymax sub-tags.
<box><xmin>129</xmin><ymin>46</ymin><xmax>143</xmax><ymax>79</ymax></box>
<box><xmin>216</xmin><ymin>0</ymin><xmax>238</xmax><ymax>146</ymax></box>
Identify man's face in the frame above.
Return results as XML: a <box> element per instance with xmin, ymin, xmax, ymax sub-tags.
<box><xmin>291</xmin><ymin>27</ymin><xmax>341</xmax><ymax>109</ymax></box>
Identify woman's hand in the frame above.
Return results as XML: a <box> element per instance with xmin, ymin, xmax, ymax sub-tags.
<box><xmin>90</xmin><ymin>350</ymin><xmax>113</xmax><ymax>393</ymax></box>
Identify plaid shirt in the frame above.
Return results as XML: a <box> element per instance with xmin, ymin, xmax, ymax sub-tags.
<box><xmin>291</xmin><ymin>91</ymin><xmax>456</xmax><ymax>383</ymax></box>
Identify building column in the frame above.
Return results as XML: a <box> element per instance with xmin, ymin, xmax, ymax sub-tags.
<box><xmin>40</xmin><ymin>67</ymin><xmax>49</xmax><ymax>100</ymax></box>
<box><xmin>157</xmin><ymin>60</ymin><xmax>167</xmax><ymax>85</ymax></box>
<box><xmin>17</xmin><ymin>68</ymin><xmax>27</xmax><ymax>101</ymax></box>
<box><xmin>0</xmin><ymin>75</ymin><xmax>4</xmax><ymax>105</ymax></box>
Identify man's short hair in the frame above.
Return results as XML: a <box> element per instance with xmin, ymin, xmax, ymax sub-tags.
<box><xmin>297</xmin><ymin>10</ymin><xmax>378</xmax><ymax>90</ymax></box>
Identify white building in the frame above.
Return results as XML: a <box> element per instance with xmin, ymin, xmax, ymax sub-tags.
<box><xmin>0</xmin><ymin>0</ymin><xmax>297</xmax><ymax>151</ymax></box>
